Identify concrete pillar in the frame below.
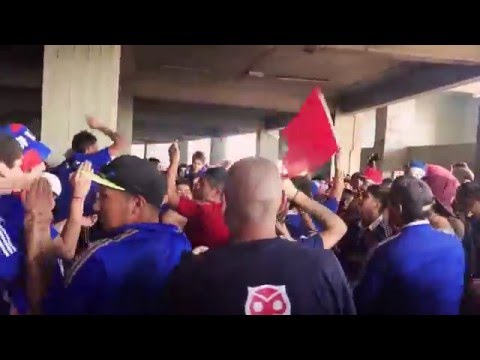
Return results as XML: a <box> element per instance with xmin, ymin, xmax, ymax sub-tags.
<box><xmin>117</xmin><ymin>45</ymin><xmax>135</xmax><ymax>155</ymax></box>
<box><xmin>143</xmin><ymin>142</ymin><xmax>148</xmax><ymax>159</ymax></box>
<box><xmin>474</xmin><ymin>103</ymin><xmax>480</xmax><ymax>180</ymax></box>
<box><xmin>373</xmin><ymin>100</ymin><xmax>416</xmax><ymax>174</ymax></box>
<box><xmin>335</xmin><ymin>114</ymin><xmax>363</xmax><ymax>175</ymax></box>
<box><xmin>210</xmin><ymin>137</ymin><xmax>227</xmax><ymax>165</ymax></box>
<box><xmin>178</xmin><ymin>141</ymin><xmax>189</xmax><ymax>164</ymax></box>
<box><xmin>117</xmin><ymin>93</ymin><xmax>133</xmax><ymax>155</ymax></box>
<box><xmin>256</xmin><ymin>129</ymin><xmax>279</xmax><ymax>163</ymax></box>
<box><xmin>41</xmin><ymin>45</ymin><xmax>121</xmax><ymax>164</ymax></box>
<box><xmin>372</xmin><ymin>106</ymin><xmax>387</xmax><ymax>162</ymax></box>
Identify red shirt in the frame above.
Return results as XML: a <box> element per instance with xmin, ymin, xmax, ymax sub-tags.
<box><xmin>176</xmin><ymin>197</ymin><xmax>230</xmax><ymax>248</ymax></box>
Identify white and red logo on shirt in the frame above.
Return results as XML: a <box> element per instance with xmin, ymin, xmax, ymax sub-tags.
<box><xmin>245</xmin><ymin>285</ymin><xmax>291</xmax><ymax>315</ymax></box>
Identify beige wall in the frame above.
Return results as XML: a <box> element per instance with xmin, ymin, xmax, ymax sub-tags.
<box><xmin>407</xmin><ymin>143</ymin><xmax>475</xmax><ymax>169</ymax></box>
<box><xmin>365</xmin><ymin>93</ymin><xmax>479</xmax><ymax>174</ymax></box>
<box><xmin>414</xmin><ymin>92</ymin><xmax>478</xmax><ymax>146</ymax></box>
<box><xmin>361</xmin><ymin>144</ymin><xmax>475</xmax><ymax>172</ymax></box>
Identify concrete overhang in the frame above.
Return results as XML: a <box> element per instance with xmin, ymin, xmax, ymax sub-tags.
<box><xmin>319</xmin><ymin>45</ymin><xmax>480</xmax><ymax>65</ymax></box>
<box><xmin>3</xmin><ymin>45</ymin><xmax>480</xmax><ymax>139</ymax></box>
<box><xmin>337</xmin><ymin>63</ymin><xmax>480</xmax><ymax>114</ymax></box>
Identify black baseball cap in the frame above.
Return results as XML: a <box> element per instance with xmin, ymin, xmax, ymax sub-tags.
<box><xmin>390</xmin><ymin>175</ymin><xmax>434</xmax><ymax>216</ymax></box>
<box><xmin>87</xmin><ymin>155</ymin><xmax>167</xmax><ymax>208</ymax></box>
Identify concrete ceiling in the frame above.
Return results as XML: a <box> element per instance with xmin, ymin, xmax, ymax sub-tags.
<box><xmin>134</xmin><ymin>98</ymin><xmax>293</xmax><ymax>143</ymax></box>
<box><xmin>127</xmin><ymin>45</ymin><xmax>480</xmax><ymax>114</ymax></box>
<box><xmin>2</xmin><ymin>45</ymin><xmax>480</xmax><ymax>142</ymax></box>
<box><xmin>131</xmin><ymin>45</ymin><xmax>417</xmax><ymax>112</ymax></box>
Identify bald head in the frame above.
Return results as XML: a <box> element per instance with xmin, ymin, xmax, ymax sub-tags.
<box><xmin>225</xmin><ymin>157</ymin><xmax>282</xmax><ymax>238</ymax></box>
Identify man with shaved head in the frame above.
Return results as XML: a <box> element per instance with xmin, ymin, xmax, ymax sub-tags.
<box><xmin>164</xmin><ymin>157</ymin><xmax>354</xmax><ymax>315</ymax></box>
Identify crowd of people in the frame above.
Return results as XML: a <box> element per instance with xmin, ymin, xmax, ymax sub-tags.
<box><xmin>0</xmin><ymin>116</ymin><xmax>477</xmax><ymax>315</ymax></box>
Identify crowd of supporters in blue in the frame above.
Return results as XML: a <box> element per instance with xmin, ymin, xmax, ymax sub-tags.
<box><xmin>0</xmin><ymin>116</ymin><xmax>478</xmax><ymax>315</ymax></box>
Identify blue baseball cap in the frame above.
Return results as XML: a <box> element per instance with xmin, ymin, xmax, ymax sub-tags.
<box><xmin>0</xmin><ymin>123</ymin><xmax>51</xmax><ymax>171</ymax></box>
<box><xmin>408</xmin><ymin>160</ymin><xmax>427</xmax><ymax>171</ymax></box>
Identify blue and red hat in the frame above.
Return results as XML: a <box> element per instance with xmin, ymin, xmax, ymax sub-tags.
<box><xmin>0</xmin><ymin>123</ymin><xmax>51</xmax><ymax>171</ymax></box>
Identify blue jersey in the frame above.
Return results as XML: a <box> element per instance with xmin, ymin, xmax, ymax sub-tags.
<box><xmin>354</xmin><ymin>221</ymin><xmax>465</xmax><ymax>315</ymax></box>
<box><xmin>0</xmin><ymin>194</ymin><xmax>59</xmax><ymax>313</ymax></box>
<box><xmin>53</xmin><ymin>148</ymin><xmax>111</xmax><ymax>222</ymax></box>
<box><xmin>0</xmin><ymin>195</ymin><xmax>28</xmax><ymax>290</ymax></box>
<box><xmin>44</xmin><ymin>223</ymin><xmax>192</xmax><ymax>315</ymax></box>
<box><xmin>286</xmin><ymin>197</ymin><xmax>339</xmax><ymax>239</ymax></box>
<box><xmin>0</xmin><ymin>222</ymin><xmax>20</xmax><ymax>287</ymax></box>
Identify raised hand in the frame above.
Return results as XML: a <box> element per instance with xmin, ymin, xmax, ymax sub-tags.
<box><xmin>71</xmin><ymin>161</ymin><xmax>93</xmax><ymax>199</ymax></box>
<box><xmin>23</xmin><ymin>177</ymin><xmax>55</xmax><ymax>219</ymax></box>
<box><xmin>282</xmin><ymin>177</ymin><xmax>298</xmax><ymax>201</ymax></box>
<box><xmin>168</xmin><ymin>141</ymin><xmax>180</xmax><ymax>164</ymax></box>
<box><xmin>86</xmin><ymin>115</ymin><xmax>103</xmax><ymax>130</ymax></box>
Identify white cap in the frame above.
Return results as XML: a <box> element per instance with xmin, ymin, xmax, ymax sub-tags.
<box><xmin>42</xmin><ymin>172</ymin><xmax>62</xmax><ymax>197</ymax></box>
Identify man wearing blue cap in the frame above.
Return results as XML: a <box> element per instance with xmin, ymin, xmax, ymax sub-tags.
<box><xmin>0</xmin><ymin>127</ymin><xmax>58</xmax><ymax>314</ymax></box>
<box><xmin>52</xmin><ymin>116</ymin><xmax>127</xmax><ymax>223</ymax></box>
<box><xmin>0</xmin><ymin>123</ymin><xmax>51</xmax><ymax>173</ymax></box>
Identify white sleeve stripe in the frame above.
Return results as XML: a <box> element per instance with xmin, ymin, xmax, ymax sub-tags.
<box><xmin>0</xmin><ymin>225</ymin><xmax>16</xmax><ymax>254</ymax></box>
<box><xmin>0</xmin><ymin>226</ymin><xmax>16</xmax><ymax>254</ymax></box>
<box><xmin>0</xmin><ymin>226</ymin><xmax>15</xmax><ymax>256</ymax></box>
<box><xmin>0</xmin><ymin>230</ymin><xmax>12</xmax><ymax>256</ymax></box>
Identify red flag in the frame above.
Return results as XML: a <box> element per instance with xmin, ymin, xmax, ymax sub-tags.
<box><xmin>280</xmin><ymin>88</ymin><xmax>338</xmax><ymax>177</ymax></box>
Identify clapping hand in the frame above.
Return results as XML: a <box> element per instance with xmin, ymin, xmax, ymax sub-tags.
<box><xmin>23</xmin><ymin>177</ymin><xmax>55</xmax><ymax>221</ymax></box>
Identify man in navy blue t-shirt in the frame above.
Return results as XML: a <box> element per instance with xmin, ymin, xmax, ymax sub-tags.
<box><xmin>164</xmin><ymin>157</ymin><xmax>354</xmax><ymax>315</ymax></box>
<box><xmin>53</xmin><ymin>116</ymin><xmax>126</xmax><ymax>223</ymax></box>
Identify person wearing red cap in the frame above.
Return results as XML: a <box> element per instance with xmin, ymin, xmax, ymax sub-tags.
<box><xmin>423</xmin><ymin>168</ymin><xmax>463</xmax><ymax>238</ymax></box>
<box><xmin>361</xmin><ymin>153</ymin><xmax>383</xmax><ymax>185</ymax></box>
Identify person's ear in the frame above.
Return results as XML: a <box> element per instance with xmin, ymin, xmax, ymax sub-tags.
<box><xmin>130</xmin><ymin>194</ymin><xmax>147</xmax><ymax>215</ymax></box>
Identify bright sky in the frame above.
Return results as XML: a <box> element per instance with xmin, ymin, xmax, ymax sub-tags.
<box><xmin>131</xmin><ymin>132</ymin><xmax>257</xmax><ymax>165</ymax></box>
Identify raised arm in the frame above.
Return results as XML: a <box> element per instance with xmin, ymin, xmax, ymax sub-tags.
<box><xmin>52</xmin><ymin>162</ymin><xmax>94</xmax><ymax>260</ymax></box>
<box><xmin>283</xmin><ymin>178</ymin><xmax>347</xmax><ymax>249</ymax></box>
<box><xmin>167</xmin><ymin>141</ymin><xmax>181</xmax><ymax>209</ymax></box>
<box><xmin>87</xmin><ymin>116</ymin><xmax>127</xmax><ymax>157</ymax></box>
<box><xmin>330</xmin><ymin>150</ymin><xmax>346</xmax><ymax>203</ymax></box>
<box><xmin>23</xmin><ymin>177</ymin><xmax>56</xmax><ymax>314</ymax></box>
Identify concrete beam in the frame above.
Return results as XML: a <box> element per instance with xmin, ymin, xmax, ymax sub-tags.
<box><xmin>0</xmin><ymin>62</ymin><xmax>42</xmax><ymax>89</ymax></box>
<box><xmin>321</xmin><ymin>45</ymin><xmax>480</xmax><ymax>65</ymax></box>
<box><xmin>133</xmin><ymin>71</ymin><xmax>305</xmax><ymax>113</ymax></box>
<box><xmin>338</xmin><ymin>64</ymin><xmax>480</xmax><ymax>114</ymax></box>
